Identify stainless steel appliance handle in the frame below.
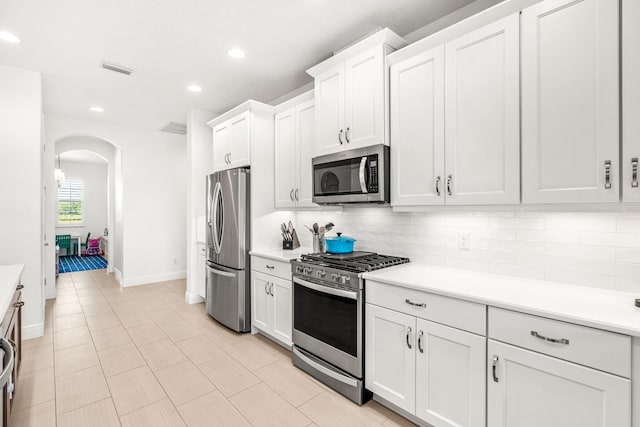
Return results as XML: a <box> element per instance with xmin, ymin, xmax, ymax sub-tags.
<box><xmin>531</xmin><ymin>330</ymin><xmax>570</xmax><ymax>345</ymax></box>
<box><xmin>0</xmin><ymin>338</ymin><xmax>15</xmax><ymax>389</ymax></box>
<box><xmin>293</xmin><ymin>347</ymin><xmax>358</xmax><ymax>387</ymax></box>
<box><xmin>293</xmin><ymin>276</ymin><xmax>357</xmax><ymax>300</ymax></box>
<box><xmin>211</xmin><ymin>181</ymin><xmax>222</xmax><ymax>254</ymax></box>
<box><xmin>359</xmin><ymin>157</ymin><xmax>368</xmax><ymax>194</ymax></box>
<box><xmin>206</xmin><ymin>264</ymin><xmax>236</xmax><ymax>278</ymax></box>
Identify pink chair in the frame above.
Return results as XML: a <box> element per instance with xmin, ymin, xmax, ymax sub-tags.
<box><xmin>83</xmin><ymin>237</ymin><xmax>102</xmax><ymax>256</ymax></box>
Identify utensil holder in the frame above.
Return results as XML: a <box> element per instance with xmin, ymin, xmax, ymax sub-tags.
<box><xmin>312</xmin><ymin>234</ymin><xmax>324</xmax><ymax>254</ymax></box>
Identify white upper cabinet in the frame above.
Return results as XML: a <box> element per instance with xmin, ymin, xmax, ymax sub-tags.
<box><xmin>521</xmin><ymin>0</ymin><xmax>619</xmax><ymax>204</ymax></box>
<box><xmin>308</xmin><ymin>29</ymin><xmax>407</xmax><ymax>157</ymax></box>
<box><xmin>390</xmin><ymin>46</ymin><xmax>445</xmax><ymax>206</ymax></box>
<box><xmin>207</xmin><ymin>101</ymin><xmax>274</xmax><ymax>172</ymax></box>
<box><xmin>390</xmin><ymin>14</ymin><xmax>519</xmax><ymax>207</ymax></box>
<box><xmin>274</xmin><ymin>92</ymin><xmax>316</xmax><ymax>208</ymax></box>
<box><xmin>444</xmin><ymin>14</ymin><xmax>520</xmax><ymax>205</ymax></box>
<box><xmin>623</xmin><ymin>0</ymin><xmax>640</xmax><ymax>202</ymax></box>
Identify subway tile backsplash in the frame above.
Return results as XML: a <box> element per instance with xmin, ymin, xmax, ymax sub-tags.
<box><xmin>295</xmin><ymin>209</ymin><xmax>640</xmax><ymax>293</ymax></box>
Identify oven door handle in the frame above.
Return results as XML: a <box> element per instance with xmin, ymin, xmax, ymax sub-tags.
<box><xmin>358</xmin><ymin>156</ymin><xmax>368</xmax><ymax>194</ymax></box>
<box><xmin>293</xmin><ymin>277</ymin><xmax>358</xmax><ymax>300</ymax></box>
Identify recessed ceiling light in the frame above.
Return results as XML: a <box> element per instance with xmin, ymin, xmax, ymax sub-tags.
<box><xmin>0</xmin><ymin>31</ymin><xmax>21</xmax><ymax>44</ymax></box>
<box><xmin>88</xmin><ymin>106</ymin><xmax>104</xmax><ymax>113</ymax></box>
<box><xmin>187</xmin><ymin>84</ymin><xmax>203</xmax><ymax>93</ymax></box>
<box><xmin>227</xmin><ymin>48</ymin><xmax>246</xmax><ymax>59</ymax></box>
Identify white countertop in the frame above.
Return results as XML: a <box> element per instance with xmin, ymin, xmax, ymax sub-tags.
<box><xmin>249</xmin><ymin>247</ymin><xmax>312</xmax><ymax>263</ymax></box>
<box><xmin>0</xmin><ymin>265</ymin><xmax>23</xmax><ymax>327</ymax></box>
<box><xmin>363</xmin><ymin>263</ymin><xmax>640</xmax><ymax>337</ymax></box>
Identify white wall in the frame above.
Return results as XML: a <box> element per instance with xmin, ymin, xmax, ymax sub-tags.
<box><xmin>296</xmin><ymin>209</ymin><xmax>640</xmax><ymax>293</ymax></box>
<box><xmin>54</xmin><ymin>160</ymin><xmax>108</xmax><ymax>248</ymax></box>
<box><xmin>0</xmin><ymin>64</ymin><xmax>44</xmax><ymax>339</ymax></box>
<box><xmin>45</xmin><ymin>114</ymin><xmax>187</xmax><ymax>287</ymax></box>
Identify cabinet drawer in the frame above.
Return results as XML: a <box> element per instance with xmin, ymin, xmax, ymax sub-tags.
<box><xmin>251</xmin><ymin>256</ymin><xmax>291</xmax><ymax>280</ymax></box>
<box><xmin>366</xmin><ymin>281</ymin><xmax>486</xmax><ymax>336</ymax></box>
<box><xmin>488</xmin><ymin>307</ymin><xmax>631</xmax><ymax>378</ymax></box>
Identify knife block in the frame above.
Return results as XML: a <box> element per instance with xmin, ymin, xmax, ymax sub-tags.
<box><xmin>283</xmin><ymin>229</ymin><xmax>300</xmax><ymax>250</ymax></box>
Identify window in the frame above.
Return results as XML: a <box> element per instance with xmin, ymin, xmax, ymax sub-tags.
<box><xmin>58</xmin><ymin>178</ymin><xmax>84</xmax><ymax>225</ymax></box>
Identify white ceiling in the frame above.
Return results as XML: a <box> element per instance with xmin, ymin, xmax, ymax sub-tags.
<box><xmin>59</xmin><ymin>150</ymin><xmax>107</xmax><ymax>164</ymax></box>
<box><xmin>0</xmin><ymin>0</ymin><xmax>475</xmax><ymax>131</ymax></box>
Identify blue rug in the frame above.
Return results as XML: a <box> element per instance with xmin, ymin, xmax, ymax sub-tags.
<box><xmin>59</xmin><ymin>255</ymin><xmax>108</xmax><ymax>273</ymax></box>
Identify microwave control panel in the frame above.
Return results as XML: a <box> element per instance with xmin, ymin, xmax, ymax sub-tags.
<box><xmin>368</xmin><ymin>158</ymin><xmax>378</xmax><ymax>193</ymax></box>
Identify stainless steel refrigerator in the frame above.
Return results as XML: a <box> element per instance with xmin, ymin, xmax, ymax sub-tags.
<box><xmin>206</xmin><ymin>168</ymin><xmax>251</xmax><ymax>332</ymax></box>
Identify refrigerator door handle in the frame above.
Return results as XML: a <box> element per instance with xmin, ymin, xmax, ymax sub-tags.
<box><xmin>212</xmin><ymin>181</ymin><xmax>223</xmax><ymax>254</ymax></box>
<box><xmin>206</xmin><ymin>264</ymin><xmax>237</xmax><ymax>278</ymax></box>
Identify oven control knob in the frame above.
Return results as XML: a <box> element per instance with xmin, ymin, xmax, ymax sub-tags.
<box><xmin>340</xmin><ymin>275</ymin><xmax>351</xmax><ymax>285</ymax></box>
<box><xmin>295</xmin><ymin>266</ymin><xmax>304</xmax><ymax>274</ymax></box>
<box><xmin>316</xmin><ymin>270</ymin><xmax>326</xmax><ymax>278</ymax></box>
<box><xmin>304</xmin><ymin>267</ymin><xmax>313</xmax><ymax>275</ymax></box>
<box><xmin>331</xmin><ymin>273</ymin><xmax>340</xmax><ymax>281</ymax></box>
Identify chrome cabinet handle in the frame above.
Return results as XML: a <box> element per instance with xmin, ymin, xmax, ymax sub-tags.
<box><xmin>16</xmin><ymin>284</ymin><xmax>23</xmax><ymax>290</ymax></box>
<box><xmin>604</xmin><ymin>160</ymin><xmax>612</xmax><ymax>189</ymax></box>
<box><xmin>405</xmin><ymin>326</ymin><xmax>412</xmax><ymax>349</ymax></box>
<box><xmin>446</xmin><ymin>175</ymin><xmax>453</xmax><ymax>196</ymax></box>
<box><xmin>531</xmin><ymin>330</ymin><xmax>570</xmax><ymax>345</ymax></box>
<box><xmin>295</xmin><ymin>188</ymin><xmax>299</xmax><ymax>201</ymax></box>
<box><xmin>13</xmin><ymin>302</ymin><xmax>24</xmax><ymax>308</ymax></box>
<box><xmin>264</xmin><ymin>282</ymin><xmax>269</xmax><ymax>295</ymax></box>
<box><xmin>268</xmin><ymin>282</ymin><xmax>274</xmax><ymax>296</ymax></box>
<box><xmin>417</xmin><ymin>330</ymin><xmax>424</xmax><ymax>353</ymax></box>
<box><xmin>345</xmin><ymin>127</ymin><xmax>350</xmax><ymax>143</ymax></box>
<box><xmin>266</xmin><ymin>265</ymin><xmax>275</xmax><ymax>270</ymax></box>
<box><xmin>405</xmin><ymin>299</ymin><xmax>426</xmax><ymax>308</ymax></box>
<box><xmin>290</xmin><ymin>189</ymin><xmax>294</xmax><ymax>201</ymax></box>
<box><xmin>338</xmin><ymin>129</ymin><xmax>344</xmax><ymax>145</ymax></box>
<box><xmin>632</xmin><ymin>158</ymin><xmax>638</xmax><ymax>188</ymax></box>
<box><xmin>492</xmin><ymin>355</ymin><xmax>499</xmax><ymax>382</ymax></box>
<box><xmin>434</xmin><ymin>176</ymin><xmax>441</xmax><ymax>196</ymax></box>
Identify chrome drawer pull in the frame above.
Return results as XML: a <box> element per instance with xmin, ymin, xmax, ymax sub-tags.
<box><xmin>266</xmin><ymin>265</ymin><xmax>275</xmax><ymax>270</ymax></box>
<box><xmin>13</xmin><ymin>302</ymin><xmax>24</xmax><ymax>308</ymax></box>
<box><xmin>417</xmin><ymin>330</ymin><xmax>424</xmax><ymax>353</ymax></box>
<box><xmin>492</xmin><ymin>355</ymin><xmax>499</xmax><ymax>382</ymax></box>
<box><xmin>434</xmin><ymin>176</ymin><xmax>441</xmax><ymax>197</ymax></box>
<box><xmin>405</xmin><ymin>326</ymin><xmax>412</xmax><ymax>349</ymax></box>
<box><xmin>446</xmin><ymin>175</ymin><xmax>453</xmax><ymax>196</ymax></box>
<box><xmin>338</xmin><ymin>129</ymin><xmax>344</xmax><ymax>145</ymax></box>
<box><xmin>531</xmin><ymin>330</ymin><xmax>570</xmax><ymax>345</ymax></box>
<box><xmin>604</xmin><ymin>160</ymin><xmax>612</xmax><ymax>189</ymax></box>
<box><xmin>632</xmin><ymin>158</ymin><xmax>638</xmax><ymax>188</ymax></box>
<box><xmin>405</xmin><ymin>299</ymin><xmax>426</xmax><ymax>308</ymax></box>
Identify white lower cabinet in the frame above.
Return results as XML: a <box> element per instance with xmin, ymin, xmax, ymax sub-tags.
<box><xmin>250</xmin><ymin>257</ymin><xmax>292</xmax><ymax>348</ymax></box>
<box><xmin>365</xmin><ymin>303</ymin><xmax>486</xmax><ymax>426</ymax></box>
<box><xmin>196</xmin><ymin>243</ymin><xmax>206</xmax><ymax>299</ymax></box>
<box><xmin>488</xmin><ymin>340</ymin><xmax>631</xmax><ymax>427</ymax></box>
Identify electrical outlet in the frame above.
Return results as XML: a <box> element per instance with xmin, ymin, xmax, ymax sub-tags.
<box><xmin>458</xmin><ymin>232</ymin><xmax>471</xmax><ymax>251</ymax></box>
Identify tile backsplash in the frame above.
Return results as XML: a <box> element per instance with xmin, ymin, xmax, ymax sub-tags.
<box><xmin>295</xmin><ymin>208</ymin><xmax>640</xmax><ymax>293</ymax></box>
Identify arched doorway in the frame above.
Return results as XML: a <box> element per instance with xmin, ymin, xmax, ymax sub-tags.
<box><xmin>45</xmin><ymin>135</ymin><xmax>123</xmax><ymax>299</ymax></box>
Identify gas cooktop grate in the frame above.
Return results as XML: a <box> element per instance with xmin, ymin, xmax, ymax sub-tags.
<box><xmin>300</xmin><ymin>253</ymin><xmax>410</xmax><ymax>272</ymax></box>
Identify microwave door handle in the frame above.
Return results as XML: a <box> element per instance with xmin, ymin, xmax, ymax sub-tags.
<box><xmin>359</xmin><ymin>157</ymin><xmax>368</xmax><ymax>194</ymax></box>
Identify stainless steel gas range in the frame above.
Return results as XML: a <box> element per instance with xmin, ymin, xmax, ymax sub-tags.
<box><xmin>291</xmin><ymin>251</ymin><xmax>410</xmax><ymax>404</ymax></box>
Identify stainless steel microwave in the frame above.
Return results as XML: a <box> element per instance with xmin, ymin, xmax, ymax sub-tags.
<box><xmin>312</xmin><ymin>145</ymin><xmax>390</xmax><ymax>204</ymax></box>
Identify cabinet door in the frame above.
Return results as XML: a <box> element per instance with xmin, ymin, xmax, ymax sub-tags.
<box><xmin>522</xmin><ymin>0</ymin><xmax>619</xmax><ymax>204</ymax></box>
<box><xmin>251</xmin><ymin>272</ymin><xmax>272</xmax><ymax>333</ymax></box>
<box><xmin>271</xmin><ymin>276</ymin><xmax>292</xmax><ymax>346</ymax></box>
<box><xmin>488</xmin><ymin>340</ymin><xmax>631</xmax><ymax>427</ymax></box>
<box><xmin>444</xmin><ymin>14</ymin><xmax>520</xmax><ymax>205</ymax></box>
<box><xmin>314</xmin><ymin>64</ymin><xmax>345</xmax><ymax>156</ymax></box>
<box><xmin>229</xmin><ymin>111</ymin><xmax>251</xmax><ymax>168</ymax></box>
<box><xmin>623</xmin><ymin>0</ymin><xmax>640</xmax><ymax>202</ymax></box>
<box><xmin>197</xmin><ymin>245</ymin><xmax>206</xmax><ymax>299</ymax></box>
<box><xmin>213</xmin><ymin>122</ymin><xmax>230</xmax><ymax>171</ymax></box>
<box><xmin>296</xmin><ymin>100</ymin><xmax>316</xmax><ymax>207</ymax></box>
<box><xmin>390</xmin><ymin>46</ymin><xmax>445</xmax><ymax>206</ymax></box>
<box><xmin>274</xmin><ymin>108</ymin><xmax>297</xmax><ymax>208</ymax></box>
<box><xmin>415</xmin><ymin>319</ymin><xmax>486</xmax><ymax>427</ymax></box>
<box><xmin>365</xmin><ymin>304</ymin><xmax>416</xmax><ymax>414</ymax></box>
<box><xmin>345</xmin><ymin>46</ymin><xmax>385</xmax><ymax>150</ymax></box>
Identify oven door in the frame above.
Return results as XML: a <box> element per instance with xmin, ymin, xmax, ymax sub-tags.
<box><xmin>292</xmin><ymin>276</ymin><xmax>362</xmax><ymax>378</ymax></box>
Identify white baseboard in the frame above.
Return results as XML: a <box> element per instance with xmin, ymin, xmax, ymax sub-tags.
<box><xmin>114</xmin><ymin>267</ymin><xmax>123</xmax><ymax>285</ymax></box>
<box><xmin>184</xmin><ymin>291</ymin><xmax>205</xmax><ymax>304</ymax></box>
<box><xmin>121</xmin><ymin>271</ymin><xmax>186</xmax><ymax>287</ymax></box>
<box><xmin>23</xmin><ymin>323</ymin><xmax>45</xmax><ymax>340</ymax></box>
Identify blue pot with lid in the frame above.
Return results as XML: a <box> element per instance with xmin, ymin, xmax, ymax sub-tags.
<box><xmin>323</xmin><ymin>232</ymin><xmax>356</xmax><ymax>254</ymax></box>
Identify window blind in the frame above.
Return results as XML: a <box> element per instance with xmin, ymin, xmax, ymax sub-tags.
<box><xmin>58</xmin><ymin>178</ymin><xmax>83</xmax><ymax>224</ymax></box>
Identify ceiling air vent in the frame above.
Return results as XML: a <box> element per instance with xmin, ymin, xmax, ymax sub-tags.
<box><xmin>101</xmin><ymin>61</ymin><xmax>133</xmax><ymax>76</ymax></box>
<box><xmin>161</xmin><ymin>122</ymin><xmax>187</xmax><ymax>135</ymax></box>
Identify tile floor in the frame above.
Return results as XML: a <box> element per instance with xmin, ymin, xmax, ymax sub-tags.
<box><xmin>14</xmin><ymin>269</ymin><xmax>415</xmax><ymax>427</ymax></box>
